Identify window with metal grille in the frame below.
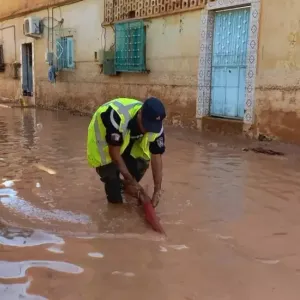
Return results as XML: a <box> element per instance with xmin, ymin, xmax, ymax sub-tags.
<box><xmin>56</xmin><ymin>36</ymin><xmax>75</xmax><ymax>70</ymax></box>
<box><xmin>0</xmin><ymin>45</ymin><xmax>5</xmax><ymax>72</ymax></box>
<box><xmin>115</xmin><ymin>20</ymin><xmax>146</xmax><ymax>73</ymax></box>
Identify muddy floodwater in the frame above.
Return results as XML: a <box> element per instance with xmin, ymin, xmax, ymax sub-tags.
<box><xmin>1</xmin><ymin>107</ymin><xmax>300</xmax><ymax>299</ymax></box>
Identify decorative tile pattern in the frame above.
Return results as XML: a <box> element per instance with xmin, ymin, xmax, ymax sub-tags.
<box><xmin>197</xmin><ymin>0</ymin><xmax>260</xmax><ymax>124</ymax></box>
<box><xmin>197</xmin><ymin>9</ymin><xmax>214</xmax><ymax>117</ymax></box>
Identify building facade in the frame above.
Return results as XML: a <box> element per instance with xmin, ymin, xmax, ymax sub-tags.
<box><xmin>0</xmin><ymin>0</ymin><xmax>300</xmax><ymax>143</ymax></box>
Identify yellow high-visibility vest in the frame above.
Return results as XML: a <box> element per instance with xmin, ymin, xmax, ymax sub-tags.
<box><xmin>87</xmin><ymin>98</ymin><xmax>162</xmax><ymax>167</ymax></box>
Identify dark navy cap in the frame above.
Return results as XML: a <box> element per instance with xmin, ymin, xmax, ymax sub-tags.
<box><xmin>141</xmin><ymin>97</ymin><xmax>166</xmax><ymax>133</ymax></box>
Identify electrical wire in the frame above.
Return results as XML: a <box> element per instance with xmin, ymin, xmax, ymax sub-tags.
<box><xmin>100</xmin><ymin>23</ymin><xmax>106</xmax><ymax>51</ymax></box>
<box><xmin>101</xmin><ymin>0</ymin><xmax>116</xmax><ymax>51</ymax></box>
<box><xmin>109</xmin><ymin>24</ymin><xmax>115</xmax><ymax>50</ymax></box>
<box><xmin>42</xmin><ymin>16</ymin><xmax>62</xmax><ymax>29</ymax></box>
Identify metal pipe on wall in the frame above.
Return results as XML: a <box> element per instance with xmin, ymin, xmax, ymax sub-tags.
<box><xmin>52</xmin><ymin>7</ymin><xmax>55</xmax><ymax>52</ymax></box>
<box><xmin>0</xmin><ymin>25</ymin><xmax>17</xmax><ymax>61</ymax></box>
<box><xmin>51</xmin><ymin>6</ymin><xmax>60</xmax><ymax>52</ymax></box>
<box><xmin>47</xmin><ymin>8</ymin><xmax>50</xmax><ymax>51</ymax></box>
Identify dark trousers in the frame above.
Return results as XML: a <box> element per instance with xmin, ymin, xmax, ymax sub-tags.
<box><xmin>96</xmin><ymin>153</ymin><xmax>149</xmax><ymax>203</ymax></box>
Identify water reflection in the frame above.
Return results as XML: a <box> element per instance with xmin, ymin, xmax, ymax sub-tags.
<box><xmin>21</xmin><ymin>108</ymin><xmax>37</xmax><ymax>150</ymax></box>
<box><xmin>0</xmin><ymin>260</ymin><xmax>84</xmax><ymax>279</ymax></box>
<box><xmin>0</xmin><ymin>225</ymin><xmax>64</xmax><ymax>247</ymax></box>
<box><xmin>0</xmin><ymin>186</ymin><xmax>90</xmax><ymax>225</ymax></box>
<box><xmin>0</xmin><ymin>281</ymin><xmax>46</xmax><ymax>300</ymax></box>
<box><xmin>0</xmin><ymin>120</ymin><xmax>8</xmax><ymax>144</ymax></box>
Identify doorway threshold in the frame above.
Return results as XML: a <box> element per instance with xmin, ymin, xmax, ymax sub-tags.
<box><xmin>201</xmin><ymin>116</ymin><xmax>244</xmax><ymax>135</ymax></box>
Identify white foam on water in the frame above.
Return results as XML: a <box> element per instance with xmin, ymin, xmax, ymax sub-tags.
<box><xmin>112</xmin><ymin>271</ymin><xmax>121</xmax><ymax>275</ymax></box>
<box><xmin>0</xmin><ymin>187</ymin><xmax>90</xmax><ymax>225</ymax></box>
<box><xmin>162</xmin><ymin>220</ymin><xmax>183</xmax><ymax>225</ymax></box>
<box><xmin>159</xmin><ymin>246</ymin><xmax>168</xmax><ymax>252</ymax></box>
<box><xmin>0</xmin><ymin>280</ymin><xmax>46</xmax><ymax>300</ymax></box>
<box><xmin>0</xmin><ymin>229</ymin><xmax>64</xmax><ymax>247</ymax></box>
<box><xmin>0</xmin><ymin>260</ymin><xmax>84</xmax><ymax>279</ymax></box>
<box><xmin>36</xmin><ymin>123</ymin><xmax>43</xmax><ymax>133</ymax></box>
<box><xmin>255</xmin><ymin>258</ymin><xmax>280</xmax><ymax>265</ymax></box>
<box><xmin>124</xmin><ymin>272</ymin><xmax>135</xmax><ymax>277</ymax></box>
<box><xmin>76</xmin><ymin>232</ymin><xmax>165</xmax><ymax>242</ymax></box>
<box><xmin>33</xmin><ymin>163</ymin><xmax>56</xmax><ymax>175</ymax></box>
<box><xmin>1</xmin><ymin>180</ymin><xmax>14</xmax><ymax>188</ymax></box>
<box><xmin>215</xmin><ymin>234</ymin><xmax>234</xmax><ymax>240</ymax></box>
<box><xmin>0</xmin><ymin>104</ymin><xmax>10</xmax><ymax>108</ymax></box>
<box><xmin>47</xmin><ymin>246</ymin><xmax>64</xmax><ymax>254</ymax></box>
<box><xmin>76</xmin><ymin>236</ymin><xmax>95</xmax><ymax>240</ymax></box>
<box><xmin>112</xmin><ymin>271</ymin><xmax>135</xmax><ymax>277</ymax></box>
<box><xmin>168</xmin><ymin>244</ymin><xmax>189</xmax><ymax>250</ymax></box>
<box><xmin>88</xmin><ymin>252</ymin><xmax>104</xmax><ymax>258</ymax></box>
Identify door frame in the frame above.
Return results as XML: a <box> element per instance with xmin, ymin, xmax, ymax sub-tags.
<box><xmin>197</xmin><ymin>0</ymin><xmax>260</xmax><ymax>125</ymax></box>
<box><xmin>210</xmin><ymin>7</ymin><xmax>250</xmax><ymax>120</ymax></box>
<box><xmin>20</xmin><ymin>38</ymin><xmax>35</xmax><ymax>105</ymax></box>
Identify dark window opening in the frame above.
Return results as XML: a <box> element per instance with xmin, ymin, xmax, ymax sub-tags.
<box><xmin>0</xmin><ymin>45</ymin><xmax>5</xmax><ymax>72</ymax></box>
<box><xmin>128</xmin><ymin>11</ymin><xmax>136</xmax><ymax>19</ymax></box>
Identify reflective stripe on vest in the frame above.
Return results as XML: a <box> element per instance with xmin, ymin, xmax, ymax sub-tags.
<box><xmin>93</xmin><ymin>114</ymin><xmax>108</xmax><ymax>165</ymax></box>
<box><xmin>148</xmin><ymin>125</ymin><xmax>164</xmax><ymax>140</ymax></box>
<box><xmin>110</xmin><ymin>109</ymin><xmax>119</xmax><ymax>130</ymax></box>
<box><xmin>114</xmin><ymin>101</ymin><xmax>141</xmax><ymax>132</ymax></box>
<box><xmin>93</xmin><ymin>101</ymin><xmax>141</xmax><ymax>164</ymax></box>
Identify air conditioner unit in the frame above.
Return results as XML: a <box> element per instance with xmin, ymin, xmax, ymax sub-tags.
<box><xmin>24</xmin><ymin>17</ymin><xmax>42</xmax><ymax>38</ymax></box>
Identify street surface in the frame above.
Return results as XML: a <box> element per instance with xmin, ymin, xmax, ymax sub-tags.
<box><xmin>1</xmin><ymin>107</ymin><xmax>300</xmax><ymax>299</ymax></box>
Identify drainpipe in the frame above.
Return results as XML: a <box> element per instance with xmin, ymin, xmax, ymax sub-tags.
<box><xmin>0</xmin><ymin>25</ymin><xmax>17</xmax><ymax>61</ymax></box>
<box><xmin>51</xmin><ymin>7</ymin><xmax>53</xmax><ymax>51</ymax></box>
<box><xmin>51</xmin><ymin>6</ymin><xmax>57</xmax><ymax>52</ymax></box>
<box><xmin>47</xmin><ymin>8</ymin><xmax>50</xmax><ymax>51</ymax></box>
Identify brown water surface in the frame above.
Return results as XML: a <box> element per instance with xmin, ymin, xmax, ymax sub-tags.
<box><xmin>1</xmin><ymin>107</ymin><xmax>300</xmax><ymax>299</ymax></box>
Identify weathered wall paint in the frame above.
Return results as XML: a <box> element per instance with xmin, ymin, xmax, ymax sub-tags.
<box><xmin>0</xmin><ymin>0</ymin><xmax>82</xmax><ymax>21</ymax></box>
<box><xmin>255</xmin><ymin>0</ymin><xmax>300</xmax><ymax>142</ymax></box>
<box><xmin>3</xmin><ymin>0</ymin><xmax>300</xmax><ymax>142</ymax></box>
<box><xmin>0</xmin><ymin>0</ymin><xmax>201</xmax><ymax>127</ymax></box>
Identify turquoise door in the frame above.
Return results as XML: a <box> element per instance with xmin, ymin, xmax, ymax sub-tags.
<box><xmin>210</xmin><ymin>8</ymin><xmax>250</xmax><ymax>119</ymax></box>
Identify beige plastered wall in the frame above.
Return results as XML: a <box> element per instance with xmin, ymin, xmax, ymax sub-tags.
<box><xmin>0</xmin><ymin>0</ymin><xmax>201</xmax><ymax>128</ymax></box>
<box><xmin>255</xmin><ymin>0</ymin><xmax>300</xmax><ymax>142</ymax></box>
